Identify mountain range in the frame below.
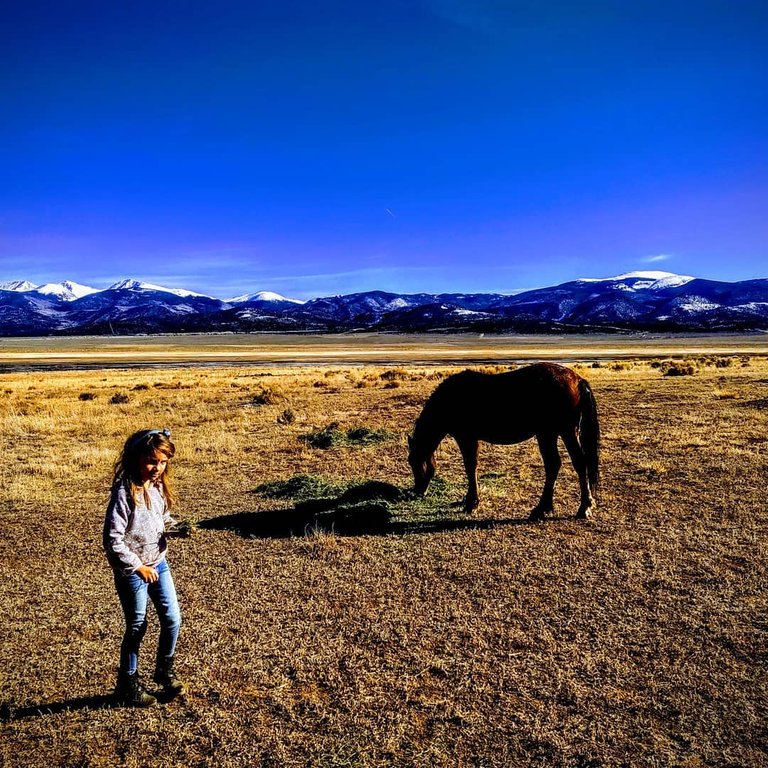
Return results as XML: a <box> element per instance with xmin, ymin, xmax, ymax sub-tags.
<box><xmin>1</xmin><ymin>272</ymin><xmax>767</xmax><ymax>336</ymax></box>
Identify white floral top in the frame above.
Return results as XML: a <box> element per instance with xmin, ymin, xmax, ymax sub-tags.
<box><xmin>103</xmin><ymin>482</ymin><xmax>176</xmax><ymax>574</ymax></box>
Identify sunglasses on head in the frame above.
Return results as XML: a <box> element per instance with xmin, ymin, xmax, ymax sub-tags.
<box><xmin>129</xmin><ymin>428</ymin><xmax>172</xmax><ymax>450</ymax></box>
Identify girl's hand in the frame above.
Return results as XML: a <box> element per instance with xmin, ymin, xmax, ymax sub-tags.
<box><xmin>136</xmin><ymin>564</ymin><xmax>159</xmax><ymax>583</ymax></box>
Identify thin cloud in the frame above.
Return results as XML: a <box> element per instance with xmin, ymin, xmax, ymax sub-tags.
<box><xmin>426</xmin><ymin>0</ymin><xmax>512</xmax><ymax>37</ymax></box>
<box><xmin>643</xmin><ymin>254</ymin><xmax>672</xmax><ymax>264</ymax></box>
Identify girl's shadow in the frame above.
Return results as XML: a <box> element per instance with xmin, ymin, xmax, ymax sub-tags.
<box><xmin>1</xmin><ymin>688</ymin><xmax>181</xmax><ymax>722</ymax></box>
<box><xmin>1</xmin><ymin>695</ymin><xmax>116</xmax><ymax>722</ymax></box>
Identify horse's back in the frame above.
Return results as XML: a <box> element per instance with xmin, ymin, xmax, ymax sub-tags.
<box><xmin>431</xmin><ymin>363</ymin><xmax>584</xmax><ymax>442</ymax></box>
<box><xmin>443</xmin><ymin>362</ymin><xmax>581</xmax><ymax>400</ymax></box>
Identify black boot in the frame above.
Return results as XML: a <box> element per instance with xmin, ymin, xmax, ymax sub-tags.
<box><xmin>114</xmin><ymin>670</ymin><xmax>157</xmax><ymax>707</ymax></box>
<box><xmin>153</xmin><ymin>655</ymin><xmax>186</xmax><ymax>697</ymax></box>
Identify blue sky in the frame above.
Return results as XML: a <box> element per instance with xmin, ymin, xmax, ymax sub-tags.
<box><xmin>2</xmin><ymin>0</ymin><xmax>766</xmax><ymax>299</ymax></box>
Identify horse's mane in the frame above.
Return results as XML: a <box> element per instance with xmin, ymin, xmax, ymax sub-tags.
<box><xmin>423</xmin><ymin>370</ymin><xmax>486</xmax><ymax>405</ymax></box>
<box><xmin>413</xmin><ymin>370</ymin><xmax>487</xmax><ymax>445</ymax></box>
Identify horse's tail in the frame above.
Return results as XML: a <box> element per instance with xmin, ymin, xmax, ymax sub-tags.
<box><xmin>578</xmin><ymin>378</ymin><xmax>600</xmax><ymax>494</ymax></box>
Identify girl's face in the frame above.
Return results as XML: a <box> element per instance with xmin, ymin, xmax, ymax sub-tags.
<box><xmin>139</xmin><ymin>450</ymin><xmax>169</xmax><ymax>485</ymax></box>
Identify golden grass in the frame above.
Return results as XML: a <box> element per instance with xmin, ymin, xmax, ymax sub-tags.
<box><xmin>1</xmin><ymin>331</ymin><xmax>767</xmax><ymax>367</ymax></box>
<box><xmin>1</xmin><ymin>349</ymin><xmax>767</xmax><ymax>767</ymax></box>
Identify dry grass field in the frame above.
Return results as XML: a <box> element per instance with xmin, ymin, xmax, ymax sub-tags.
<box><xmin>1</xmin><ymin>331</ymin><xmax>767</xmax><ymax>369</ymax></box>
<box><xmin>1</xmin><ymin>342</ymin><xmax>767</xmax><ymax>767</ymax></box>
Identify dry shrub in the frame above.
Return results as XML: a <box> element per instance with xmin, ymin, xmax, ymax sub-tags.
<box><xmin>249</xmin><ymin>385</ymin><xmax>285</xmax><ymax>405</ymax></box>
<box><xmin>78</xmin><ymin>392</ymin><xmax>96</xmax><ymax>401</ymax></box>
<box><xmin>277</xmin><ymin>408</ymin><xmax>296</xmax><ymax>425</ymax></box>
<box><xmin>380</xmin><ymin>368</ymin><xmax>409</xmax><ymax>381</ymax></box>
<box><xmin>109</xmin><ymin>392</ymin><xmax>130</xmax><ymax>404</ymax></box>
<box><xmin>154</xmin><ymin>380</ymin><xmax>189</xmax><ymax>389</ymax></box>
<box><xmin>661</xmin><ymin>359</ymin><xmax>698</xmax><ymax>377</ymax></box>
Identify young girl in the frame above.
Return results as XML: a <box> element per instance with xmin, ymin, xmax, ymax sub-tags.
<box><xmin>103</xmin><ymin>428</ymin><xmax>185</xmax><ymax>707</ymax></box>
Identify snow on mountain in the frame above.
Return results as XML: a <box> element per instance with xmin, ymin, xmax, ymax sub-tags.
<box><xmin>672</xmin><ymin>296</ymin><xmax>721</xmax><ymax>313</ymax></box>
<box><xmin>108</xmin><ymin>278</ymin><xmax>213</xmax><ymax>299</ymax></box>
<box><xmin>0</xmin><ymin>280</ymin><xmax>38</xmax><ymax>292</ymax></box>
<box><xmin>642</xmin><ymin>274</ymin><xmax>696</xmax><ymax>290</ymax></box>
<box><xmin>34</xmin><ymin>280</ymin><xmax>100</xmax><ymax>301</ymax></box>
<box><xmin>576</xmin><ymin>271</ymin><xmax>695</xmax><ymax>290</ymax></box>
<box><xmin>226</xmin><ymin>290</ymin><xmax>304</xmax><ymax>305</ymax></box>
<box><xmin>2</xmin><ymin>272</ymin><xmax>767</xmax><ymax>335</ymax></box>
<box><xmin>614</xmin><ymin>271</ymin><xmax>683</xmax><ymax>281</ymax></box>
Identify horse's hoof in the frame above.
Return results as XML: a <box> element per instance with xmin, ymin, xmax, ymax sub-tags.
<box><xmin>529</xmin><ymin>508</ymin><xmax>547</xmax><ymax>522</ymax></box>
<box><xmin>575</xmin><ymin>507</ymin><xmax>593</xmax><ymax>520</ymax></box>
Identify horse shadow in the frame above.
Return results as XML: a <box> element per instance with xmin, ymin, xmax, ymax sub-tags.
<box><xmin>198</xmin><ymin>480</ymin><xmax>530</xmax><ymax>539</ymax></box>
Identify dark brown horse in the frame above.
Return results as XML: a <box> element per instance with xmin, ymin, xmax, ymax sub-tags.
<box><xmin>408</xmin><ymin>362</ymin><xmax>600</xmax><ymax>520</ymax></box>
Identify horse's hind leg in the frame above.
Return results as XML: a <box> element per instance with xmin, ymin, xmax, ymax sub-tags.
<box><xmin>530</xmin><ymin>433</ymin><xmax>560</xmax><ymax>521</ymax></box>
<box><xmin>457</xmin><ymin>437</ymin><xmax>480</xmax><ymax>512</ymax></box>
<box><xmin>562</xmin><ymin>430</ymin><xmax>595</xmax><ymax>520</ymax></box>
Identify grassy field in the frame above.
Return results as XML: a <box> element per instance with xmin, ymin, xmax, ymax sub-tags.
<box><xmin>1</xmin><ymin>340</ymin><xmax>767</xmax><ymax>767</ymax></box>
<box><xmin>1</xmin><ymin>331</ymin><xmax>767</xmax><ymax>368</ymax></box>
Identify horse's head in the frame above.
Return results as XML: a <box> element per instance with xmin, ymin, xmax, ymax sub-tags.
<box><xmin>407</xmin><ymin>435</ymin><xmax>436</xmax><ymax>496</ymax></box>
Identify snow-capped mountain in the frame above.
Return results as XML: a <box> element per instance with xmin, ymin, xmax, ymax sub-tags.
<box><xmin>0</xmin><ymin>280</ymin><xmax>38</xmax><ymax>292</ymax></box>
<box><xmin>575</xmin><ymin>271</ymin><xmax>695</xmax><ymax>290</ymax></box>
<box><xmin>108</xmin><ymin>278</ymin><xmax>214</xmax><ymax>299</ymax></box>
<box><xmin>493</xmin><ymin>273</ymin><xmax>768</xmax><ymax>329</ymax></box>
<box><xmin>34</xmin><ymin>280</ymin><xmax>100</xmax><ymax>301</ymax></box>
<box><xmin>1</xmin><ymin>272</ymin><xmax>766</xmax><ymax>335</ymax></box>
<box><xmin>64</xmin><ymin>279</ymin><xmax>229</xmax><ymax>334</ymax></box>
<box><xmin>226</xmin><ymin>290</ymin><xmax>304</xmax><ymax>306</ymax></box>
<box><xmin>0</xmin><ymin>279</ymin><xmax>99</xmax><ymax>300</ymax></box>
<box><xmin>297</xmin><ymin>291</ymin><xmax>438</xmax><ymax>324</ymax></box>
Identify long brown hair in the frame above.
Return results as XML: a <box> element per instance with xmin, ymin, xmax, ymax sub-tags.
<box><xmin>112</xmin><ymin>428</ymin><xmax>178</xmax><ymax>510</ymax></box>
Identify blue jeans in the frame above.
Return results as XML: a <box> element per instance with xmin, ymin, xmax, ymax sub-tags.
<box><xmin>114</xmin><ymin>558</ymin><xmax>182</xmax><ymax>675</ymax></box>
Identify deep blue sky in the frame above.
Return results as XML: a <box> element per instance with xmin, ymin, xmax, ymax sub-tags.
<box><xmin>2</xmin><ymin>1</ymin><xmax>766</xmax><ymax>299</ymax></box>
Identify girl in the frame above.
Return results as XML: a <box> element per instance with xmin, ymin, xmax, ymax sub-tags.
<box><xmin>103</xmin><ymin>428</ymin><xmax>185</xmax><ymax>707</ymax></box>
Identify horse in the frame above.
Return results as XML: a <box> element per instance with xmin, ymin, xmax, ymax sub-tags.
<box><xmin>407</xmin><ymin>362</ymin><xmax>600</xmax><ymax>520</ymax></box>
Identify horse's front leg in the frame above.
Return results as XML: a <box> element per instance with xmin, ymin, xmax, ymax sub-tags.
<box><xmin>457</xmin><ymin>437</ymin><xmax>480</xmax><ymax>512</ymax></box>
<box><xmin>530</xmin><ymin>433</ymin><xmax>561</xmax><ymax>521</ymax></box>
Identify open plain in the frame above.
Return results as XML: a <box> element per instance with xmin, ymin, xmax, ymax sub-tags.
<box><xmin>1</xmin><ymin>331</ymin><xmax>767</xmax><ymax>370</ymax></box>
<box><xmin>1</xmin><ymin>335</ymin><xmax>767</xmax><ymax>767</ymax></box>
